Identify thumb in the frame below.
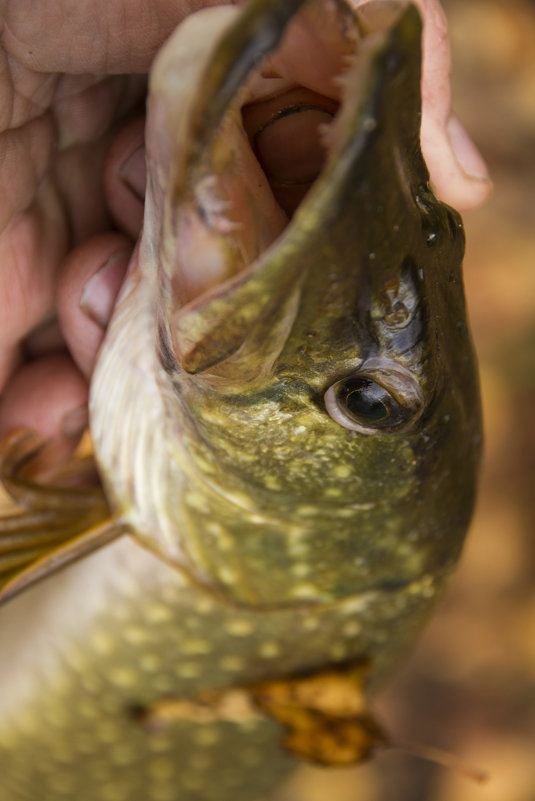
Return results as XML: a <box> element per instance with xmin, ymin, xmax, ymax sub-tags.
<box><xmin>57</xmin><ymin>234</ymin><xmax>132</xmax><ymax>379</ymax></box>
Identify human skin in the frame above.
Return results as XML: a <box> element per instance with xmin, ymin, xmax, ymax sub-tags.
<box><xmin>0</xmin><ymin>0</ymin><xmax>491</xmax><ymax>460</ymax></box>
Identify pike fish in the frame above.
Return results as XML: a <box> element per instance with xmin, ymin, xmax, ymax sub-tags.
<box><xmin>0</xmin><ymin>1</ymin><xmax>481</xmax><ymax>799</ymax></box>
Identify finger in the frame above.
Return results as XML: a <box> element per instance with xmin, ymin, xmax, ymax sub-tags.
<box><xmin>4</xmin><ymin>0</ymin><xmax>231</xmax><ymax>74</ymax></box>
<box><xmin>57</xmin><ymin>234</ymin><xmax>132</xmax><ymax>378</ymax></box>
<box><xmin>104</xmin><ymin>116</ymin><xmax>146</xmax><ymax>239</ymax></box>
<box><xmin>357</xmin><ymin>0</ymin><xmax>491</xmax><ymax>210</ymax></box>
<box><xmin>0</xmin><ymin>354</ymin><xmax>88</xmax><ymax>462</ymax></box>
<box><xmin>415</xmin><ymin>0</ymin><xmax>492</xmax><ymax>209</ymax></box>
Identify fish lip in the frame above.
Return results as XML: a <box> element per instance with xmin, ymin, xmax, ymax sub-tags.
<box><xmin>166</xmin><ymin>2</ymin><xmax>427</xmax><ymax>376</ymax></box>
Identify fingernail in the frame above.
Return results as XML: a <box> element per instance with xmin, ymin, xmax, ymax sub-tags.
<box><xmin>447</xmin><ymin>115</ymin><xmax>490</xmax><ymax>182</ymax></box>
<box><xmin>80</xmin><ymin>250</ymin><xmax>130</xmax><ymax>329</ymax></box>
<box><xmin>120</xmin><ymin>146</ymin><xmax>147</xmax><ymax>201</ymax></box>
<box><xmin>61</xmin><ymin>404</ymin><xmax>89</xmax><ymax>439</ymax></box>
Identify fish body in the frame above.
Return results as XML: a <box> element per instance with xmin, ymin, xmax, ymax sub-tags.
<box><xmin>0</xmin><ymin>1</ymin><xmax>481</xmax><ymax>799</ymax></box>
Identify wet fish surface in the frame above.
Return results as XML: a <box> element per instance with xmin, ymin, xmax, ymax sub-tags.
<box><xmin>0</xmin><ymin>1</ymin><xmax>481</xmax><ymax>799</ymax></box>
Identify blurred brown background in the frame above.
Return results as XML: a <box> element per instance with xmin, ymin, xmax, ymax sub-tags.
<box><xmin>291</xmin><ymin>0</ymin><xmax>535</xmax><ymax>798</ymax></box>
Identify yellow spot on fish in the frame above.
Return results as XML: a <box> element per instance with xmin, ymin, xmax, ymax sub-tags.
<box><xmin>218</xmin><ymin>530</ymin><xmax>235</xmax><ymax>552</ymax></box>
<box><xmin>297</xmin><ymin>505</ymin><xmax>318</xmax><ymax>517</ymax></box>
<box><xmin>124</xmin><ymin>624</ymin><xmax>150</xmax><ymax>645</ymax></box>
<box><xmin>195</xmin><ymin>457</ymin><xmax>215</xmax><ymax>475</ymax></box>
<box><xmin>287</xmin><ymin>526</ymin><xmax>309</xmax><ymax>557</ymax></box>
<box><xmin>258</xmin><ymin>640</ymin><xmax>281</xmax><ymax>659</ymax></box>
<box><xmin>218</xmin><ymin>565</ymin><xmax>239</xmax><ymax>585</ymax></box>
<box><xmin>91</xmin><ymin>629</ymin><xmax>115</xmax><ymax>655</ymax></box>
<box><xmin>334</xmin><ymin>507</ymin><xmax>357</xmax><ymax>518</ymax></box>
<box><xmin>225</xmin><ymin>618</ymin><xmax>255</xmax><ymax>637</ymax></box>
<box><xmin>323</xmin><ymin>486</ymin><xmax>343</xmax><ymax>498</ymax></box>
<box><xmin>185</xmin><ymin>492</ymin><xmax>210</xmax><ymax>513</ymax></box>
<box><xmin>301</xmin><ymin>615</ymin><xmax>320</xmax><ymax>631</ymax></box>
<box><xmin>334</xmin><ymin>463</ymin><xmax>352</xmax><ymax>478</ymax></box>
<box><xmin>342</xmin><ymin>595</ymin><xmax>374</xmax><ymax>615</ymax></box>
<box><xmin>219</xmin><ymin>655</ymin><xmax>244</xmax><ymax>673</ymax></box>
<box><xmin>228</xmin><ymin>490</ymin><xmax>256</xmax><ymax>508</ymax></box>
<box><xmin>205</xmin><ymin>521</ymin><xmax>224</xmax><ymax>538</ymax></box>
<box><xmin>195</xmin><ymin>596</ymin><xmax>215</xmax><ymax>615</ymax></box>
<box><xmin>176</xmin><ymin>661</ymin><xmax>201</xmax><ymax>679</ymax></box>
<box><xmin>291</xmin><ymin>562</ymin><xmax>311</xmax><ymax>578</ymax></box>
<box><xmin>408</xmin><ymin>573</ymin><xmax>436</xmax><ymax>598</ymax></box>
<box><xmin>140</xmin><ymin>652</ymin><xmax>161</xmax><ymax>673</ymax></box>
<box><xmin>146</xmin><ymin>603</ymin><xmax>173</xmax><ymax>624</ymax></box>
<box><xmin>181</xmin><ymin>638</ymin><xmax>212</xmax><ymax>655</ymax></box>
<box><xmin>292</xmin><ymin>584</ymin><xmax>319</xmax><ymax>600</ymax></box>
<box><xmin>250</xmin><ymin>513</ymin><xmax>270</xmax><ymax>524</ymax></box>
<box><xmin>108</xmin><ymin>666</ymin><xmax>138</xmax><ymax>689</ymax></box>
<box><xmin>193</xmin><ymin>726</ymin><xmax>221</xmax><ymax>747</ymax></box>
<box><xmin>263</xmin><ymin>474</ymin><xmax>281</xmax><ymax>490</ymax></box>
<box><xmin>342</xmin><ymin>619</ymin><xmax>362</xmax><ymax>637</ymax></box>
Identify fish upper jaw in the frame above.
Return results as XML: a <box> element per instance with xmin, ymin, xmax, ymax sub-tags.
<box><xmin>143</xmin><ymin>1</ymin><xmax>432</xmax><ymax>375</ymax></box>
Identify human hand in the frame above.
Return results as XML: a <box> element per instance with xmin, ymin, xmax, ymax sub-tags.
<box><xmin>0</xmin><ymin>0</ymin><xmax>491</xmax><ymax>463</ymax></box>
<box><xmin>0</xmin><ymin>0</ymin><xmax>228</xmax><ymax>463</ymax></box>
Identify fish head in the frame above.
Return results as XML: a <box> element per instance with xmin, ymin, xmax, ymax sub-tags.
<box><xmin>92</xmin><ymin>0</ymin><xmax>481</xmax><ymax>610</ymax></box>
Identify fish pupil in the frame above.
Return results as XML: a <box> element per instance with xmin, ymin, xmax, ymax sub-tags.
<box><xmin>338</xmin><ymin>377</ymin><xmax>391</xmax><ymax>424</ymax></box>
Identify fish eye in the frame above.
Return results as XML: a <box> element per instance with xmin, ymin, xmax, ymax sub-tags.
<box><xmin>324</xmin><ymin>364</ymin><xmax>423</xmax><ymax>433</ymax></box>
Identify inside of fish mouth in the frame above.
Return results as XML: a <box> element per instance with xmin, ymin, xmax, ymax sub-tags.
<box><xmin>175</xmin><ymin>0</ymin><xmax>405</xmax><ymax>307</ymax></box>
<box><xmin>235</xmin><ymin>0</ymin><xmax>404</xmax><ymax>218</ymax></box>
<box><xmin>241</xmin><ymin>86</ymin><xmax>339</xmax><ymax>217</ymax></box>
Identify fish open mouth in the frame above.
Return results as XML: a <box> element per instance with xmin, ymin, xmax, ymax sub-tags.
<box><xmin>148</xmin><ymin>0</ymin><xmax>422</xmax><ymax>373</ymax></box>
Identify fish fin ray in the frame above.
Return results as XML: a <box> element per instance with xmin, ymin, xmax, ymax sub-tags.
<box><xmin>0</xmin><ymin>518</ymin><xmax>127</xmax><ymax>605</ymax></box>
<box><xmin>0</xmin><ymin>429</ymin><xmax>126</xmax><ymax>604</ymax></box>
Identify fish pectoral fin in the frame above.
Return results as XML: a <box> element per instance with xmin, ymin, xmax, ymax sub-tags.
<box><xmin>0</xmin><ymin>429</ymin><xmax>127</xmax><ymax>605</ymax></box>
<box><xmin>0</xmin><ymin>517</ymin><xmax>126</xmax><ymax>605</ymax></box>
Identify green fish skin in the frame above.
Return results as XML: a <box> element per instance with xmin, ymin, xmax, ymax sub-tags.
<box><xmin>0</xmin><ymin>1</ymin><xmax>481</xmax><ymax>800</ymax></box>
